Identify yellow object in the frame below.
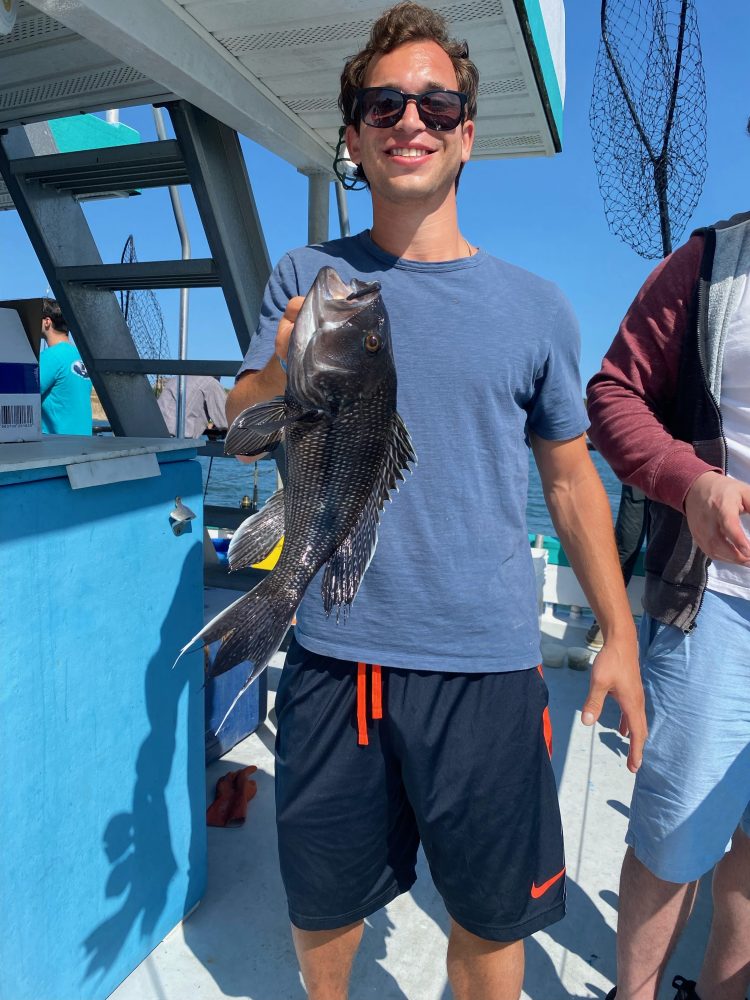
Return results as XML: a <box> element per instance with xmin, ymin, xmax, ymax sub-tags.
<box><xmin>252</xmin><ymin>536</ymin><xmax>284</xmax><ymax>570</ymax></box>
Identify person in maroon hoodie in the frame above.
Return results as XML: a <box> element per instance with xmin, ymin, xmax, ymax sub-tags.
<box><xmin>588</xmin><ymin>197</ymin><xmax>750</xmax><ymax>1000</ymax></box>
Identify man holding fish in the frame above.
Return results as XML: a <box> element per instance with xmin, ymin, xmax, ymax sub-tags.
<box><xmin>218</xmin><ymin>4</ymin><xmax>647</xmax><ymax>997</ymax></box>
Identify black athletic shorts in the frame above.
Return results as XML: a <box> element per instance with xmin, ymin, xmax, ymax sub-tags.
<box><xmin>274</xmin><ymin>637</ymin><xmax>566</xmax><ymax>941</ymax></box>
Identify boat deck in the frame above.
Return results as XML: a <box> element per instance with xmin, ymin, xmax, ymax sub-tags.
<box><xmin>111</xmin><ymin>591</ymin><xmax>714</xmax><ymax>1000</ymax></box>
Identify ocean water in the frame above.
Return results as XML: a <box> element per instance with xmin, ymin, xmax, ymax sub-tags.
<box><xmin>199</xmin><ymin>448</ymin><xmax>625</xmax><ymax>538</ymax></box>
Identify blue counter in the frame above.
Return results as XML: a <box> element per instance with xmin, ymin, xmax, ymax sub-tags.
<box><xmin>0</xmin><ymin>436</ymin><xmax>207</xmax><ymax>1000</ymax></box>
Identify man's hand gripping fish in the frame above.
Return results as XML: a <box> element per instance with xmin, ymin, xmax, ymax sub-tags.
<box><xmin>181</xmin><ymin>267</ymin><xmax>416</xmax><ymax>724</ymax></box>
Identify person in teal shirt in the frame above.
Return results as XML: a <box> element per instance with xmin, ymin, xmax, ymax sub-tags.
<box><xmin>39</xmin><ymin>298</ymin><xmax>92</xmax><ymax>435</ymax></box>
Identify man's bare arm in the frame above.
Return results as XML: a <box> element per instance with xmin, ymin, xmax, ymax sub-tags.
<box><xmin>226</xmin><ymin>358</ymin><xmax>285</xmax><ymax>426</ymax></box>
<box><xmin>531</xmin><ymin>432</ymin><xmax>647</xmax><ymax>773</ymax></box>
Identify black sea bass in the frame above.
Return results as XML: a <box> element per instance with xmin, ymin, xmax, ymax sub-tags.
<box><xmin>183</xmin><ymin>266</ymin><xmax>416</xmax><ymax>715</ymax></box>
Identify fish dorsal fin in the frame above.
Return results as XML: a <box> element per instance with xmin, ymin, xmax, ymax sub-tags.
<box><xmin>228</xmin><ymin>488</ymin><xmax>285</xmax><ymax>570</ymax></box>
<box><xmin>224</xmin><ymin>398</ymin><xmax>288</xmax><ymax>457</ymax></box>
<box><xmin>381</xmin><ymin>411</ymin><xmax>417</xmax><ymax>502</ymax></box>
<box><xmin>321</xmin><ymin>411</ymin><xmax>417</xmax><ymax>616</ymax></box>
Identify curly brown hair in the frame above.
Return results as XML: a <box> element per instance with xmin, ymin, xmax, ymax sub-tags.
<box><xmin>339</xmin><ymin>2</ymin><xmax>479</xmax><ymax>186</ymax></box>
<box><xmin>339</xmin><ymin>3</ymin><xmax>478</xmax><ymax>125</ymax></box>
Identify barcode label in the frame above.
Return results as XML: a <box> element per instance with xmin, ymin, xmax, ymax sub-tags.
<box><xmin>1</xmin><ymin>404</ymin><xmax>34</xmax><ymax>428</ymax></box>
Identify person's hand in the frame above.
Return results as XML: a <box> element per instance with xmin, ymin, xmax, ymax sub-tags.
<box><xmin>580</xmin><ymin>634</ymin><xmax>647</xmax><ymax>774</ymax></box>
<box><xmin>685</xmin><ymin>471</ymin><xmax>750</xmax><ymax>565</ymax></box>
<box><xmin>275</xmin><ymin>296</ymin><xmax>304</xmax><ymax>369</ymax></box>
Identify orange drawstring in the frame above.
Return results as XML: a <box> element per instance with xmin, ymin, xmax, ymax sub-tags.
<box><xmin>357</xmin><ymin>662</ymin><xmax>367</xmax><ymax>745</ymax></box>
<box><xmin>356</xmin><ymin>662</ymin><xmax>384</xmax><ymax>745</ymax></box>
<box><xmin>372</xmin><ymin>665</ymin><xmax>382</xmax><ymax>719</ymax></box>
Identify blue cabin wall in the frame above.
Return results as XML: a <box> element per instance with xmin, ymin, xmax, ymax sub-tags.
<box><xmin>0</xmin><ymin>449</ymin><xmax>206</xmax><ymax>1000</ymax></box>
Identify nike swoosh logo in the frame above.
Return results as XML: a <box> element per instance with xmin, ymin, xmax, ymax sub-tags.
<box><xmin>530</xmin><ymin>866</ymin><xmax>566</xmax><ymax>899</ymax></box>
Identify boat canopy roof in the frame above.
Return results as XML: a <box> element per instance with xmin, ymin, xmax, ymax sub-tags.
<box><xmin>1</xmin><ymin>0</ymin><xmax>564</xmax><ymax>172</ymax></box>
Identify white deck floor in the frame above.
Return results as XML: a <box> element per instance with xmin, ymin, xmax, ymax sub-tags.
<box><xmin>111</xmin><ymin>595</ymin><xmax>714</xmax><ymax>1000</ymax></box>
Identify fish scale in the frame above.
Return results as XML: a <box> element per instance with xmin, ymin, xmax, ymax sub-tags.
<box><xmin>280</xmin><ymin>387</ymin><xmax>395</xmax><ymax>583</ymax></box>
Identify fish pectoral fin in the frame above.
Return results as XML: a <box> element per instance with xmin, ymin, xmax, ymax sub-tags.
<box><xmin>321</xmin><ymin>495</ymin><xmax>379</xmax><ymax>616</ymax></box>
<box><xmin>320</xmin><ymin>411</ymin><xmax>416</xmax><ymax>617</ymax></box>
<box><xmin>228</xmin><ymin>488</ymin><xmax>285</xmax><ymax>569</ymax></box>
<box><xmin>224</xmin><ymin>398</ymin><xmax>288</xmax><ymax>456</ymax></box>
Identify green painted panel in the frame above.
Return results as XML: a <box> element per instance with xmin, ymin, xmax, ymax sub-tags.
<box><xmin>529</xmin><ymin>532</ymin><xmax>570</xmax><ymax>566</ymax></box>
<box><xmin>48</xmin><ymin>114</ymin><xmax>140</xmax><ymax>153</ymax></box>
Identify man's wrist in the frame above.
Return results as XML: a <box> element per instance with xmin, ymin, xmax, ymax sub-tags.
<box><xmin>598</xmin><ymin>630</ymin><xmax>638</xmax><ymax>649</ymax></box>
<box><xmin>596</xmin><ymin>616</ymin><xmax>638</xmax><ymax>645</ymax></box>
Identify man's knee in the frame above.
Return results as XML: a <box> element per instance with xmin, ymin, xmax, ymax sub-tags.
<box><xmin>447</xmin><ymin>921</ymin><xmax>525</xmax><ymax>1000</ymax></box>
<box><xmin>291</xmin><ymin>920</ymin><xmax>364</xmax><ymax>1000</ymax></box>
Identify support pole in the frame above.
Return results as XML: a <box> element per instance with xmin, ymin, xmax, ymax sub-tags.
<box><xmin>335</xmin><ymin>181</ymin><xmax>350</xmax><ymax>238</ymax></box>
<box><xmin>306</xmin><ymin>172</ymin><xmax>330</xmax><ymax>244</ymax></box>
<box><xmin>153</xmin><ymin>106</ymin><xmax>191</xmax><ymax>437</ymax></box>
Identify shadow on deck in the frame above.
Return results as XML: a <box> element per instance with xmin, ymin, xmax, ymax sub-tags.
<box><xmin>112</xmin><ymin>656</ymin><xmax>714</xmax><ymax>1000</ymax></box>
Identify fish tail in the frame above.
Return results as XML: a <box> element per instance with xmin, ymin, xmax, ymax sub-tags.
<box><xmin>181</xmin><ymin>574</ymin><xmax>298</xmax><ymax>681</ymax></box>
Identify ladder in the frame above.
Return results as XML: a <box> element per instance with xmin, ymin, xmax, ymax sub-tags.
<box><xmin>0</xmin><ymin>100</ymin><xmax>273</xmax><ymax>437</ymax></box>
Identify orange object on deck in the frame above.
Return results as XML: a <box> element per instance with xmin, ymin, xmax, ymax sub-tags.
<box><xmin>206</xmin><ymin>765</ymin><xmax>258</xmax><ymax>827</ymax></box>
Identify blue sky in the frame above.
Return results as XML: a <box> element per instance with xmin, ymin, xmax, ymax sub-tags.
<box><xmin>1</xmin><ymin>0</ymin><xmax>747</xmax><ymax>387</ymax></box>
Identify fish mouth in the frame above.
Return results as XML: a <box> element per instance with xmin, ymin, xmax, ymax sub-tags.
<box><xmin>316</xmin><ymin>268</ymin><xmax>381</xmax><ymax>317</ymax></box>
<box><xmin>346</xmin><ymin>283</ymin><xmax>380</xmax><ymax>302</ymax></box>
<box><xmin>304</xmin><ymin>269</ymin><xmax>384</xmax><ymax>383</ymax></box>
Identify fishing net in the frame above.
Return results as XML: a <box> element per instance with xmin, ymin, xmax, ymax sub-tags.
<box><xmin>590</xmin><ymin>0</ymin><xmax>707</xmax><ymax>259</ymax></box>
<box><xmin>117</xmin><ymin>234</ymin><xmax>169</xmax><ymax>385</ymax></box>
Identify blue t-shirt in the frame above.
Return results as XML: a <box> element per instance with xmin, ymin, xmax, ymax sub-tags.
<box><xmin>240</xmin><ymin>231</ymin><xmax>588</xmax><ymax>673</ymax></box>
<box><xmin>40</xmin><ymin>341</ymin><xmax>92</xmax><ymax>435</ymax></box>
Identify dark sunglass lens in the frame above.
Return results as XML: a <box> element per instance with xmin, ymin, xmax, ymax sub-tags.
<box><xmin>361</xmin><ymin>89</ymin><xmax>404</xmax><ymax>127</ymax></box>
<box><xmin>420</xmin><ymin>91</ymin><xmax>463</xmax><ymax>129</ymax></box>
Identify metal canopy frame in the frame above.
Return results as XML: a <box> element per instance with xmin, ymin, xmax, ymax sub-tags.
<box><xmin>7</xmin><ymin>1</ymin><xmax>565</xmax><ymax>168</ymax></box>
<box><xmin>17</xmin><ymin>0</ymin><xmax>335</xmax><ymax>173</ymax></box>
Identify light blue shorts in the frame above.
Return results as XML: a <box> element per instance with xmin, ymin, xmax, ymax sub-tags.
<box><xmin>628</xmin><ymin>588</ymin><xmax>750</xmax><ymax>883</ymax></box>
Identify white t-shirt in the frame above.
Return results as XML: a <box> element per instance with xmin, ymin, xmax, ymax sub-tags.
<box><xmin>707</xmin><ymin>271</ymin><xmax>750</xmax><ymax>598</ymax></box>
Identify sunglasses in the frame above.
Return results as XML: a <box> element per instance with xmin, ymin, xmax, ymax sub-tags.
<box><xmin>354</xmin><ymin>87</ymin><xmax>468</xmax><ymax>131</ymax></box>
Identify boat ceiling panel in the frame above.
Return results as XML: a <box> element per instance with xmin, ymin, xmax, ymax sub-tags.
<box><xmin>0</xmin><ymin>3</ymin><xmax>173</xmax><ymax>125</ymax></box>
<box><xmin>6</xmin><ymin>0</ymin><xmax>563</xmax><ymax>172</ymax></box>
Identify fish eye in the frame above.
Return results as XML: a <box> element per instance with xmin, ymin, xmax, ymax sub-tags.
<box><xmin>364</xmin><ymin>333</ymin><xmax>382</xmax><ymax>354</ymax></box>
